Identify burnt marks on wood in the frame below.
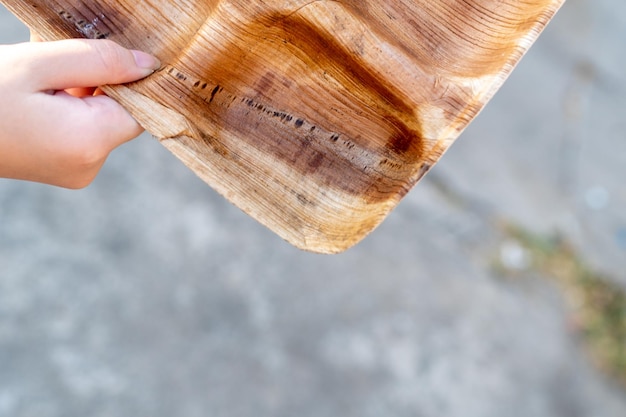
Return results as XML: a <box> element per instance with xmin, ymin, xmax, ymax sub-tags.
<box><xmin>58</xmin><ymin>9</ymin><xmax>110</xmax><ymax>39</ymax></box>
<box><xmin>51</xmin><ymin>2</ymin><xmax>140</xmax><ymax>48</ymax></box>
<box><xmin>163</xmin><ymin>64</ymin><xmax>320</xmax><ymax>139</ymax></box>
<box><xmin>378</xmin><ymin>158</ymin><xmax>402</xmax><ymax>170</ymax></box>
<box><xmin>384</xmin><ymin>115</ymin><xmax>422</xmax><ymax>156</ymax></box>
<box><xmin>209</xmin><ymin>85</ymin><xmax>220</xmax><ymax>103</ymax></box>
<box><xmin>157</xmin><ymin>60</ymin><xmax>425</xmax><ymax>205</ymax></box>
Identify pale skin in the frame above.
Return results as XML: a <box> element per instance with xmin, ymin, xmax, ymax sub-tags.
<box><xmin>0</xmin><ymin>33</ymin><xmax>160</xmax><ymax>188</ymax></box>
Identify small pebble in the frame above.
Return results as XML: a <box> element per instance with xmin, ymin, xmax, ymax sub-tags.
<box><xmin>500</xmin><ymin>239</ymin><xmax>531</xmax><ymax>271</ymax></box>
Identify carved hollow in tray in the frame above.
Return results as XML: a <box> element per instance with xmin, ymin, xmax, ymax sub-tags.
<box><xmin>1</xmin><ymin>0</ymin><xmax>566</xmax><ymax>253</ymax></box>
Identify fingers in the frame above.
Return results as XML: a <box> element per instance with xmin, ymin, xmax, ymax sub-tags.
<box><xmin>0</xmin><ymin>90</ymin><xmax>143</xmax><ymax>189</ymax></box>
<box><xmin>0</xmin><ymin>37</ymin><xmax>152</xmax><ymax>189</ymax></box>
<box><xmin>29</xmin><ymin>35</ymin><xmax>99</xmax><ymax>98</ymax></box>
<box><xmin>81</xmin><ymin>94</ymin><xmax>145</xmax><ymax>147</ymax></box>
<box><xmin>25</xmin><ymin>92</ymin><xmax>144</xmax><ymax>188</ymax></box>
<box><xmin>21</xmin><ymin>39</ymin><xmax>161</xmax><ymax>91</ymax></box>
<box><xmin>43</xmin><ymin>92</ymin><xmax>144</xmax><ymax>150</ymax></box>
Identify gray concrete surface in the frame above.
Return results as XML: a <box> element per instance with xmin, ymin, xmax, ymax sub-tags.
<box><xmin>0</xmin><ymin>1</ymin><xmax>625</xmax><ymax>416</ymax></box>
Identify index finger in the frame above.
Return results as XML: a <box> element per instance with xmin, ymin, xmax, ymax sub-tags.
<box><xmin>20</xmin><ymin>39</ymin><xmax>161</xmax><ymax>91</ymax></box>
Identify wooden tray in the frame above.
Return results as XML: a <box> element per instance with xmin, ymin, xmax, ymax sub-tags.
<box><xmin>1</xmin><ymin>0</ymin><xmax>565</xmax><ymax>253</ymax></box>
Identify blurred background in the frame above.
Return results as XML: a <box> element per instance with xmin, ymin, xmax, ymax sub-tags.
<box><xmin>0</xmin><ymin>1</ymin><xmax>625</xmax><ymax>416</ymax></box>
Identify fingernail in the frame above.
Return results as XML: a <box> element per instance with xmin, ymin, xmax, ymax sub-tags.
<box><xmin>132</xmin><ymin>50</ymin><xmax>161</xmax><ymax>72</ymax></box>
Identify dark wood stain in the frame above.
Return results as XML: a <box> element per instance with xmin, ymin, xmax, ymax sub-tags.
<box><xmin>307</xmin><ymin>152</ymin><xmax>325</xmax><ymax>172</ymax></box>
<box><xmin>384</xmin><ymin>116</ymin><xmax>422</xmax><ymax>155</ymax></box>
<box><xmin>256</xmin><ymin>72</ymin><xmax>276</xmax><ymax>94</ymax></box>
<box><xmin>142</xmin><ymin>65</ymin><xmax>412</xmax><ymax>204</ymax></box>
<box><xmin>276</xmin><ymin>14</ymin><xmax>415</xmax><ymax>117</ymax></box>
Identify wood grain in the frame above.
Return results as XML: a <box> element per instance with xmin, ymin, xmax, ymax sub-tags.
<box><xmin>1</xmin><ymin>0</ymin><xmax>565</xmax><ymax>253</ymax></box>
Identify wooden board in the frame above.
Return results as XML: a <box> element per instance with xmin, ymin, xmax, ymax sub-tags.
<box><xmin>1</xmin><ymin>0</ymin><xmax>566</xmax><ymax>253</ymax></box>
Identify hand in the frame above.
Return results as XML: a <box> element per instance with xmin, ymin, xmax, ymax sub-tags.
<box><xmin>0</xmin><ymin>37</ymin><xmax>160</xmax><ymax>188</ymax></box>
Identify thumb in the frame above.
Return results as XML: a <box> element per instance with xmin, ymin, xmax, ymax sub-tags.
<box><xmin>22</xmin><ymin>39</ymin><xmax>161</xmax><ymax>91</ymax></box>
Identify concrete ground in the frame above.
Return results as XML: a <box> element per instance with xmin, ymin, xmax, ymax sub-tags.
<box><xmin>1</xmin><ymin>1</ymin><xmax>625</xmax><ymax>416</ymax></box>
